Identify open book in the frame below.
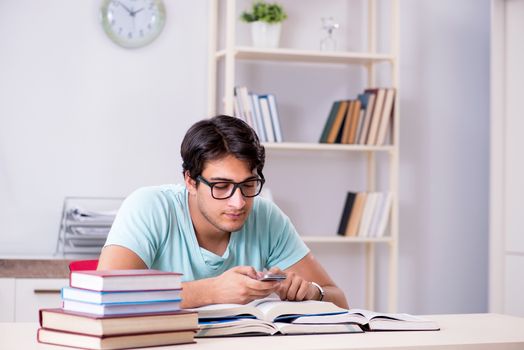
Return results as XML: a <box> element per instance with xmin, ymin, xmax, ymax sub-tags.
<box><xmin>191</xmin><ymin>297</ymin><xmax>362</xmax><ymax>337</ymax></box>
<box><xmin>292</xmin><ymin>308</ymin><xmax>440</xmax><ymax>331</ymax></box>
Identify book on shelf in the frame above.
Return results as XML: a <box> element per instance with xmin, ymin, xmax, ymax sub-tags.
<box><xmin>319</xmin><ymin>101</ymin><xmax>341</xmax><ymax>143</ymax></box>
<box><xmin>61</xmin><ymin>286</ymin><xmax>182</xmax><ymax>305</ymax></box>
<box><xmin>291</xmin><ymin>309</ymin><xmax>440</xmax><ymax>331</ymax></box>
<box><xmin>357</xmin><ymin>192</ymin><xmax>380</xmax><ymax>237</ymax></box>
<box><xmin>265</xmin><ymin>94</ymin><xmax>283</xmax><ymax>143</ymax></box>
<box><xmin>368</xmin><ymin>192</ymin><xmax>393</xmax><ymax>238</ymax></box>
<box><xmin>37</xmin><ymin>328</ymin><xmax>196</xmax><ymax>350</ymax></box>
<box><xmin>367</xmin><ymin>192</ymin><xmax>385</xmax><ymax>237</ymax></box>
<box><xmin>375</xmin><ymin>88</ymin><xmax>396</xmax><ymax>145</ymax></box>
<box><xmin>319</xmin><ymin>86</ymin><xmax>395</xmax><ymax>146</ymax></box>
<box><xmin>39</xmin><ymin>308</ymin><xmax>198</xmax><ymax>336</ymax></box>
<box><xmin>340</xmin><ymin>100</ymin><xmax>355</xmax><ymax>144</ymax></box>
<box><xmin>250</xmin><ymin>92</ymin><xmax>267</xmax><ymax>142</ymax></box>
<box><xmin>326</xmin><ymin>100</ymin><xmax>349</xmax><ymax>143</ymax></box>
<box><xmin>347</xmin><ymin>98</ymin><xmax>362</xmax><ymax>144</ymax></box>
<box><xmin>337</xmin><ymin>192</ymin><xmax>357</xmax><ymax>236</ymax></box>
<box><xmin>345</xmin><ymin>192</ymin><xmax>367</xmax><ymax>237</ymax></box>
<box><xmin>232</xmin><ymin>86</ymin><xmax>284</xmax><ymax>143</ymax></box>
<box><xmin>258</xmin><ymin>95</ymin><xmax>276</xmax><ymax>143</ymax></box>
<box><xmin>239</xmin><ymin>86</ymin><xmax>259</xmax><ymax>136</ymax></box>
<box><xmin>69</xmin><ymin>269</ymin><xmax>182</xmax><ymax>292</ymax></box>
<box><xmin>191</xmin><ymin>297</ymin><xmax>361</xmax><ymax>337</ymax></box>
<box><xmin>357</xmin><ymin>92</ymin><xmax>376</xmax><ymax>144</ymax></box>
<box><xmin>62</xmin><ymin>298</ymin><xmax>182</xmax><ymax>316</ymax></box>
<box><xmin>365</xmin><ymin>88</ymin><xmax>386</xmax><ymax>145</ymax></box>
<box><xmin>338</xmin><ymin>191</ymin><xmax>392</xmax><ymax>238</ymax></box>
<box><xmin>355</xmin><ymin>93</ymin><xmax>369</xmax><ymax>144</ymax></box>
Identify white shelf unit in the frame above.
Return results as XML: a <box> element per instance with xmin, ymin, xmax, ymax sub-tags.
<box><xmin>208</xmin><ymin>0</ymin><xmax>399</xmax><ymax>312</ymax></box>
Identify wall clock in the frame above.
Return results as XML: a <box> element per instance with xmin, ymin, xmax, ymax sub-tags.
<box><xmin>100</xmin><ymin>0</ymin><xmax>166</xmax><ymax>49</ymax></box>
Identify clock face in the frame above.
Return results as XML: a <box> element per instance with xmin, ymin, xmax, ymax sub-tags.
<box><xmin>100</xmin><ymin>0</ymin><xmax>166</xmax><ymax>49</ymax></box>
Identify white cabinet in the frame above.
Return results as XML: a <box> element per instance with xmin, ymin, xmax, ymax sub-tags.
<box><xmin>14</xmin><ymin>278</ymin><xmax>68</xmax><ymax>322</ymax></box>
<box><xmin>0</xmin><ymin>278</ymin><xmax>15</xmax><ymax>321</ymax></box>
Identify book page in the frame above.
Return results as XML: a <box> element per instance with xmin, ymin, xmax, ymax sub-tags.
<box><xmin>254</xmin><ymin>298</ymin><xmax>346</xmax><ymax>322</ymax></box>
<box><xmin>349</xmin><ymin>309</ymin><xmax>431</xmax><ymax>322</ymax></box>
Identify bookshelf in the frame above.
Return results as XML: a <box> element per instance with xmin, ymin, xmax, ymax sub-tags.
<box><xmin>207</xmin><ymin>0</ymin><xmax>399</xmax><ymax>312</ymax></box>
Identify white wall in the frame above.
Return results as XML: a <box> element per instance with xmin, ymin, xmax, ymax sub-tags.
<box><xmin>0</xmin><ymin>0</ymin><xmax>208</xmax><ymax>254</ymax></box>
<box><xmin>0</xmin><ymin>0</ymin><xmax>489</xmax><ymax>314</ymax></box>
<box><xmin>399</xmin><ymin>0</ymin><xmax>490</xmax><ymax>313</ymax></box>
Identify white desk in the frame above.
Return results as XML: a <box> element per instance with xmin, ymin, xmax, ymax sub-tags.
<box><xmin>1</xmin><ymin>314</ymin><xmax>524</xmax><ymax>350</ymax></box>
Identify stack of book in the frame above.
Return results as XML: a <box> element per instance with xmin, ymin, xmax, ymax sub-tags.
<box><xmin>319</xmin><ymin>88</ymin><xmax>396</xmax><ymax>146</ymax></box>
<box><xmin>337</xmin><ymin>191</ymin><xmax>393</xmax><ymax>237</ymax></box>
<box><xmin>37</xmin><ymin>269</ymin><xmax>198</xmax><ymax>349</ymax></box>
<box><xmin>233</xmin><ymin>86</ymin><xmax>283</xmax><ymax>143</ymax></box>
<box><xmin>191</xmin><ymin>297</ymin><xmax>363</xmax><ymax>337</ymax></box>
<box><xmin>190</xmin><ymin>297</ymin><xmax>438</xmax><ymax>337</ymax></box>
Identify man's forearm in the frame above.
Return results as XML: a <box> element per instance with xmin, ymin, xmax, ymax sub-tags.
<box><xmin>180</xmin><ymin>278</ymin><xmax>216</xmax><ymax>309</ymax></box>
<box><xmin>322</xmin><ymin>285</ymin><xmax>349</xmax><ymax>309</ymax></box>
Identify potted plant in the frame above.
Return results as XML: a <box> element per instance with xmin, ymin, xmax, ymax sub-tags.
<box><xmin>240</xmin><ymin>1</ymin><xmax>287</xmax><ymax>48</ymax></box>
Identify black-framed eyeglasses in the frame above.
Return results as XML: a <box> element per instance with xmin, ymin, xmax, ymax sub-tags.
<box><xmin>196</xmin><ymin>175</ymin><xmax>265</xmax><ymax>200</ymax></box>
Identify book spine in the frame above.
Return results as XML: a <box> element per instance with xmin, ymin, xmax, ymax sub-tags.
<box><xmin>337</xmin><ymin>192</ymin><xmax>357</xmax><ymax>235</ymax></box>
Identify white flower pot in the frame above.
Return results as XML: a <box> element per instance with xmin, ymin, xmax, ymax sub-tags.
<box><xmin>251</xmin><ymin>21</ymin><xmax>281</xmax><ymax>48</ymax></box>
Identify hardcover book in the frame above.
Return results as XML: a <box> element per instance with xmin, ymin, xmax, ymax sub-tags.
<box><xmin>292</xmin><ymin>308</ymin><xmax>440</xmax><ymax>331</ymax></box>
<box><xmin>37</xmin><ymin>328</ymin><xmax>196</xmax><ymax>350</ymax></box>
<box><xmin>61</xmin><ymin>286</ymin><xmax>182</xmax><ymax>304</ymax></box>
<box><xmin>62</xmin><ymin>299</ymin><xmax>181</xmax><ymax>316</ymax></box>
<box><xmin>69</xmin><ymin>269</ymin><xmax>182</xmax><ymax>292</ymax></box>
<box><xmin>39</xmin><ymin>308</ymin><xmax>198</xmax><ymax>336</ymax></box>
<box><xmin>319</xmin><ymin>101</ymin><xmax>341</xmax><ymax>143</ymax></box>
<box><xmin>337</xmin><ymin>192</ymin><xmax>357</xmax><ymax>235</ymax></box>
<box><xmin>191</xmin><ymin>297</ymin><xmax>360</xmax><ymax>337</ymax></box>
<box><xmin>192</xmin><ymin>297</ymin><xmax>346</xmax><ymax>322</ymax></box>
<box><xmin>197</xmin><ymin>318</ymin><xmax>362</xmax><ymax>337</ymax></box>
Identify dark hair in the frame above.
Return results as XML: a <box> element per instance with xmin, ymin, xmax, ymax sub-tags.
<box><xmin>181</xmin><ymin>115</ymin><xmax>265</xmax><ymax>180</ymax></box>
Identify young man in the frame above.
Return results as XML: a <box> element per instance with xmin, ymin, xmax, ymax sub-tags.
<box><xmin>98</xmin><ymin>115</ymin><xmax>348</xmax><ymax>309</ymax></box>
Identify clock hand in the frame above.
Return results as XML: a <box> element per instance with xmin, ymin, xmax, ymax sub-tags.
<box><xmin>117</xmin><ymin>1</ymin><xmax>133</xmax><ymax>15</ymax></box>
<box><xmin>131</xmin><ymin>8</ymin><xmax>144</xmax><ymax>16</ymax></box>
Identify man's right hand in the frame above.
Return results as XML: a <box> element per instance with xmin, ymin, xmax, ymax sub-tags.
<box><xmin>180</xmin><ymin>266</ymin><xmax>281</xmax><ymax>308</ymax></box>
<box><xmin>209</xmin><ymin>266</ymin><xmax>281</xmax><ymax>305</ymax></box>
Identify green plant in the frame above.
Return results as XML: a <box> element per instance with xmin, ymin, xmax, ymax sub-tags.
<box><xmin>240</xmin><ymin>1</ymin><xmax>287</xmax><ymax>24</ymax></box>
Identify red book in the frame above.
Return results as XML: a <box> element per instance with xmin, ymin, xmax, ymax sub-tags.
<box><xmin>69</xmin><ymin>269</ymin><xmax>183</xmax><ymax>292</ymax></box>
<box><xmin>37</xmin><ymin>328</ymin><xmax>196</xmax><ymax>350</ymax></box>
<box><xmin>39</xmin><ymin>308</ymin><xmax>198</xmax><ymax>336</ymax></box>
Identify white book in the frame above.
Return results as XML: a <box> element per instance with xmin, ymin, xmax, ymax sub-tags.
<box><xmin>355</xmin><ymin>108</ymin><xmax>366</xmax><ymax>145</ymax></box>
<box><xmin>191</xmin><ymin>297</ymin><xmax>346</xmax><ymax>322</ymax></box>
<box><xmin>63</xmin><ymin>299</ymin><xmax>182</xmax><ymax>316</ymax></box>
<box><xmin>292</xmin><ymin>308</ymin><xmax>439</xmax><ymax>331</ymax></box>
<box><xmin>366</xmin><ymin>89</ymin><xmax>386</xmax><ymax>145</ymax></box>
<box><xmin>250</xmin><ymin>93</ymin><xmax>267</xmax><ymax>142</ymax></box>
<box><xmin>61</xmin><ymin>286</ymin><xmax>182</xmax><ymax>305</ymax></box>
<box><xmin>375</xmin><ymin>88</ymin><xmax>396</xmax><ymax>145</ymax></box>
<box><xmin>259</xmin><ymin>96</ymin><xmax>275</xmax><ymax>142</ymax></box>
<box><xmin>357</xmin><ymin>192</ymin><xmax>379</xmax><ymax>237</ymax></box>
<box><xmin>233</xmin><ymin>87</ymin><xmax>244</xmax><ymax>121</ymax></box>
<box><xmin>375</xmin><ymin>192</ymin><xmax>393</xmax><ymax>237</ymax></box>
<box><xmin>240</xmin><ymin>86</ymin><xmax>258</xmax><ymax>133</ymax></box>
<box><xmin>367</xmin><ymin>192</ymin><xmax>385</xmax><ymax>238</ymax></box>
<box><xmin>266</xmin><ymin>94</ymin><xmax>283</xmax><ymax>142</ymax></box>
<box><xmin>358</xmin><ymin>93</ymin><xmax>376</xmax><ymax>144</ymax></box>
<box><xmin>197</xmin><ymin>318</ymin><xmax>362</xmax><ymax>337</ymax></box>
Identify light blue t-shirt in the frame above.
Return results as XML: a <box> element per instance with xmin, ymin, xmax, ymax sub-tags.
<box><xmin>104</xmin><ymin>184</ymin><xmax>309</xmax><ymax>282</ymax></box>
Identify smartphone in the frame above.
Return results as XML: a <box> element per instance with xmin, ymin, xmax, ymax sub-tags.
<box><xmin>259</xmin><ymin>273</ymin><xmax>286</xmax><ymax>281</ymax></box>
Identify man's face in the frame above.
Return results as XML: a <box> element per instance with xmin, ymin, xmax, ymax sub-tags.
<box><xmin>189</xmin><ymin>155</ymin><xmax>258</xmax><ymax>235</ymax></box>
